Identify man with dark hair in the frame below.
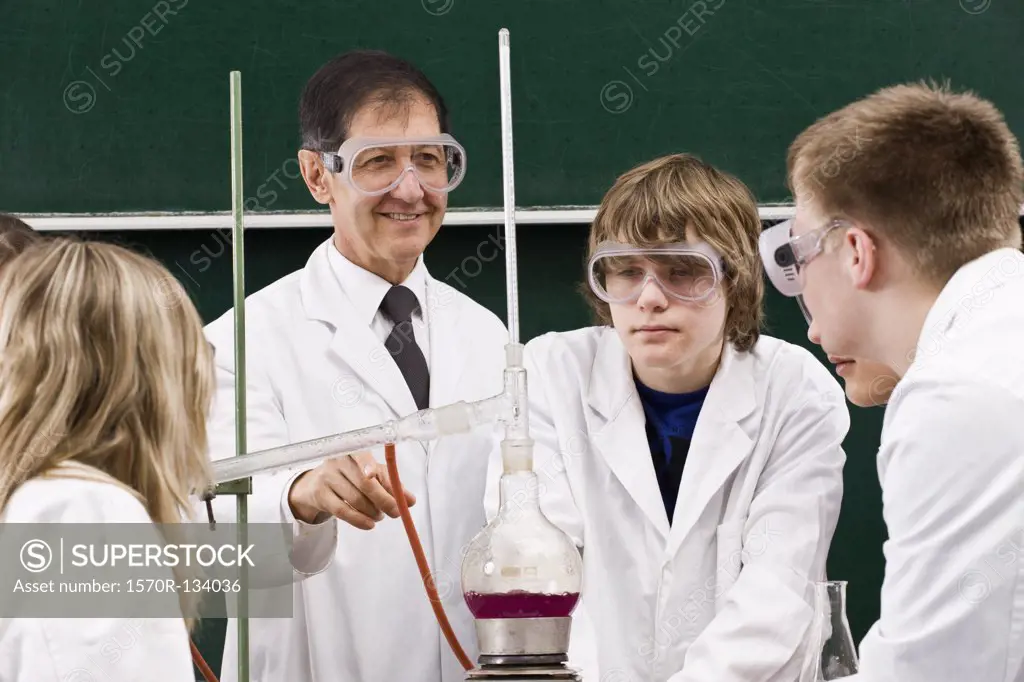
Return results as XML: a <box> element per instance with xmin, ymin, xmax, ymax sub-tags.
<box><xmin>0</xmin><ymin>214</ymin><xmax>43</xmax><ymax>269</ymax></box>
<box><xmin>204</xmin><ymin>50</ymin><xmax>508</xmax><ymax>682</ymax></box>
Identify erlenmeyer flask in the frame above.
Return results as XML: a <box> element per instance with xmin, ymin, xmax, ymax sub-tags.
<box><xmin>800</xmin><ymin>580</ymin><xmax>859</xmax><ymax>681</ymax></box>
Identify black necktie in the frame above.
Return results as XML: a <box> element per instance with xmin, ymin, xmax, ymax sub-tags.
<box><xmin>379</xmin><ymin>285</ymin><xmax>430</xmax><ymax>411</ymax></box>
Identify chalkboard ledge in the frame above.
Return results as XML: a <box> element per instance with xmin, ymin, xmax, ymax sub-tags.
<box><xmin>16</xmin><ymin>205</ymin><xmax>804</xmax><ymax>231</ymax></box>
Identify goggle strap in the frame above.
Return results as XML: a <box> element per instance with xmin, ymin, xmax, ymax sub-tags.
<box><xmin>321</xmin><ymin>152</ymin><xmax>342</xmax><ymax>174</ymax></box>
<box><xmin>797</xmin><ymin>295</ymin><xmax>812</xmax><ymax>324</ymax></box>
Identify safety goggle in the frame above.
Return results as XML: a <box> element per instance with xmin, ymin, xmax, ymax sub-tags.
<box><xmin>320</xmin><ymin>134</ymin><xmax>467</xmax><ymax>196</ymax></box>
<box><xmin>587</xmin><ymin>241</ymin><xmax>725</xmax><ymax>305</ymax></box>
<box><xmin>758</xmin><ymin>218</ymin><xmax>849</xmax><ymax>322</ymax></box>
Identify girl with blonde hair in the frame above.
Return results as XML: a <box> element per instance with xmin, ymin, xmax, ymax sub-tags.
<box><xmin>0</xmin><ymin>237</ymin><xmax>215</xmax><ymax>682</ymax></box>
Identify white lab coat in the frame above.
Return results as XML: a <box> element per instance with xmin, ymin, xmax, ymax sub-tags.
<box><xmin>851</xmin><ymin>248</ymin><xmax>1024</xmax><ymax>682</ymax></box>
<box><xmin>0</xmin><ymin>463</ymin><xmax>195</xmax><ymax>682</ymax></box>
<box><xmin>485</xmin><ymin>326</ymin><xmax>850</xmax><ymax>682</ymax></box>
<box><xmin>205</xmin><ymin>238</ymin><xmax>508</xmax><ymax>682</ymax></box>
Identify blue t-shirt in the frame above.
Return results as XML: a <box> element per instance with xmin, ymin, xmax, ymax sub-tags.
<box><xmin>635</xmin><ymin>378</ymin><xmax>709</xmax><ymax>525</ymax></box>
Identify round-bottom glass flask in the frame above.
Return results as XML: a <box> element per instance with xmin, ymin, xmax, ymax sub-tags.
<box><xmin>461</xmin><ymin>439</ymin><xmax>583</xmax><ymax>620</ymax></box>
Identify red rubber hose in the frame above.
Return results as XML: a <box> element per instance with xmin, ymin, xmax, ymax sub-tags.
<box><xmin>191</xmin><ymin>636</ymin><xmax>218</xmax><ymax>682</ymax></box>
<box><xmin>384</xmin><ymin>442</ymin><xmax>474</xmax><ymax>671</ymax></box>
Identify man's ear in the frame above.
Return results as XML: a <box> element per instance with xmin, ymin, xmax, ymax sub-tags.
<box><xmin>844</xmin><ymin>225</ymin><xmax>878</xmax><ymax>290</ymax></box>
<box><xmin>298</xmin><ymin>150</ymin><xmax>333</xmax><ymax>205</ymax></box>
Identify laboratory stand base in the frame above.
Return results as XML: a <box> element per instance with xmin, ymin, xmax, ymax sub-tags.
<box><xmin>465</xmin><ymin>662</ymin><xmax>582</xmax><ymax>681</ymax></box>
<box><xmin>468</xmin><ymin>617</ymin><xmax>582</xmax><ymax>680</ymax></box>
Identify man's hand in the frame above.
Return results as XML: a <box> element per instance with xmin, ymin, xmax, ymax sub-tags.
<box><xmin>287</xmin><ymin>451</ymin><xmax>416</xmax><ymax>529</ymax></box>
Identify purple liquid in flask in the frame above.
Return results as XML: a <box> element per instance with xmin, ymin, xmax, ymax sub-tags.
<box><xmin>464</xmin><ymin>590</ymin><xmax>580</xmax><ymax>619</ymax></box>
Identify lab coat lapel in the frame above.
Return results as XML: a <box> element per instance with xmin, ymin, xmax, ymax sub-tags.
<box><xmin>422</xmin><ymin>276</ymin><xmax>467</xmax><ymax>461</ymax></box>
<box><xmin>299</xmin><ymin>241</ymin><xmax>419</xmax><ymax>419</ymax></box>
<box><xmin>424</xmin><ymin>277</ymin><xmax>466</xmax><ymax>412</ymax></box>
<box><xmin>587</xmin><ymin>329</ymin><xmax>671</xmax><ymax>541</ymax></box>
<box><xmin>666</xmin><ymin>343</ymin><xmax>756</xmax><ymax>558</ymax></box>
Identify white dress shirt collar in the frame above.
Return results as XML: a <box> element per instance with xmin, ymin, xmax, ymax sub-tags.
<box><xmin>326</xmin><ymin>238</ymin><xmax>429</xmax><ymax>326</ymax></box>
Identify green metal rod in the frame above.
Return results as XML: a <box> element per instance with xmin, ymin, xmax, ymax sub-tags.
<box><xmin>229</xmin><ymin>70</ymin><xmax>249</xmax><ymax>682</ymax></box>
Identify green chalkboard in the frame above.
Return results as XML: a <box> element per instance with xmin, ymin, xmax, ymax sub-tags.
<box><xmin>1</xmin><ymin>0</ymin><xmax>1022</xmax><ymax>213</ymax></box>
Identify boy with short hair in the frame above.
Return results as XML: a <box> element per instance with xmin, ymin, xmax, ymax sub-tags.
<box><xmin>761</xmin><ymin>81</ymin><xmax>1024</xmax><ymax>682</ymax></box>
